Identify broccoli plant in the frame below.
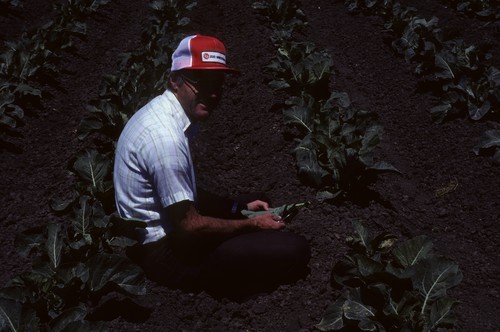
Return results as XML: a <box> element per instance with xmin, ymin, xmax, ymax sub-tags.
<box><xmin>265</xmin><ymin>40</ymin><xmax>333</xmax><ymax>99</ymax></box>
<box><xmin>317</xmin><ymin>221</ymin><xmax>463</xmax><ymax>331</ymax></box>
<box><xmin>284</xmin><ymin>92</ymin><xmax>399</xmax><ymax>201</ymax></box>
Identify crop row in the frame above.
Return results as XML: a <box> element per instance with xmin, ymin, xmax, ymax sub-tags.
<box><xmin>252</xmin><ymin>0</ymin><xmax>400</xmax><ymax>202</ymax></box>
<box><xmin>439</xmin><ymin>0</ymin><xmax>500</xmax><ymax>19</ymax></box>
<box><xmin>0</xmin><ymin>0</ymin><xmax>112</xmax><ymax>140</ymax></box>
<box><xmin>0</xmin><ymin>1</ymin><xmax>197</xmax><ymax>331</ymax></box>
<box><xmin>344</xmin><ymin>0</ymin><xmax>500</xmax><ymax>165</ymax></box>
<box><xmin>346</xmin><ymin>0</ymin><xmax>498</xmax><ymax>121</ymax></box>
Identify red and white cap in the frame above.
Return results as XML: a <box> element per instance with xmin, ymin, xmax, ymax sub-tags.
<box><xmin>171</xmin><ymin>34</ymin><xmax>238</xmax><ymax>72</ymax></box>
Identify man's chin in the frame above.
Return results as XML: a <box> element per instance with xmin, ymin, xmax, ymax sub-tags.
<box><xmin>197</xmin><ymin>105</ymin><xmax>213</xmax><ymax>118</ymax></box>
<box><xmin>194</xmin><ymin>110</ymin><xmax>211</xmax><ymax>121</ymax></box>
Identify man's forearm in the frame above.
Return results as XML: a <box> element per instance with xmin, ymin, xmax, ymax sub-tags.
<box><xmin>182</xmin><ymin>204</ymin><xmax>256</xmax><ymax>235</ymax></box>
<box><xmin>167</xmin><ymin>200</ymin><xmax>283</xmax><ymax>242</ymax></box>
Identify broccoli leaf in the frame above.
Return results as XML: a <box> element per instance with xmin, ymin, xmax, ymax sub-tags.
<box><xmin>412</xmin><ymin>257</ymin><xmax>463</xmax><ymax>315</ymax></box>
<box><xmin>72</xmin><ymin>149</ymin><xmax>111</xmax><ymax>189</ymax></box>
<box><xmin>0</xmin><ymin>298</ymin><xmax>38</xmax><ymax>332</ymax></box>
<box><xmin>47</xmin><ymin>223</ymin><xmax>64</xmax><ymax>269</ymax></box>
<box><xmin>315</xmin><ymin>296</ymin><xmax>346</xmax><ymax>331</ymax></box>
<box><xmin>87</xmin><ymin>253</ymin><xmax>146</xmax><ymax>296</ymax></box>
<box><xmin>393</xmin><ymin>235</ymin><xmax>433</xmax><ymax>268</ymax></box>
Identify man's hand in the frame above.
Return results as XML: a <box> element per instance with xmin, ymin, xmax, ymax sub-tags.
<box><xmin>251</xmin><ymin>213</ymin><xmax>285</xmax><ymax>230</ymax></box>
<box><xmin>246</xmin><ymin>200</ymin><xmax>270</xmax><ymax>211</ymax></box>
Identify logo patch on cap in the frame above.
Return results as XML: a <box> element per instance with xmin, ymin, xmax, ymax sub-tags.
<box><xmin>201</xmin><ymin>51</ymin><xmax>226</xmax><ymax>65</ymax></box>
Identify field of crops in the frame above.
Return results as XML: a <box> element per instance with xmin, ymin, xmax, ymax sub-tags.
<box><xmin>0</xmin><ymin>0</ymin><xmax>498</xmax><ymax>331</ymax></box>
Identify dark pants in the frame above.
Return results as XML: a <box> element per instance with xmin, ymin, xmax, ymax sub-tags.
<box><xmin>127</xmin><ymin>229</ymin><xmax>310</xmax><ymax>300</ymax></box>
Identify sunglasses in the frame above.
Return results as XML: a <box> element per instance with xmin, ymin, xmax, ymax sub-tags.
<box><xmin>179</xmin><ymin>71</ymin><xmax>225</xmax><ymax>96</ymax></box>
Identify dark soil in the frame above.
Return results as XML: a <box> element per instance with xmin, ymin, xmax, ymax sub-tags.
<box><xmin>1</xmin><ymin>0</ymin><xmax>499</xmax><ymax>331</ymax></box>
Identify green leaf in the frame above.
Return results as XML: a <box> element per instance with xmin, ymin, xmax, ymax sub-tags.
<box><xmin>14</xmin><ymin>230</ymin><xmax>44</xmax><ymax>258</ymax></box>
<box><xmin>343</xmin><ymin>299</ymin><xmax>375</xmax><ymax>321</ymax></box>
<box><xmin>316</xmin><ymin>296</ymin><xmax>345</xmax><ymax>331</ymax></box>
<box><xmin>88</xmin><ymin>254</ymin><xmax>146</xmax><ymax>296</ymax></box>
<box><xmin>474</xmin><ymin>130</ymin><xmax>500</xmax><ymax>154</ymax></box>
<box><xmin>393</xmin><ymin>235</ymin><xmax>433</xmax><ymax>268</ymax></box>
<box><xmin>368</xmin><ymin>161</ymin><xmax>401</xmax><ymax>174</ymax></box>
<box><xmin>15</xmin><ymin>83</ymin><xmax>41</xmax><ymax>97</ymax></box>
<box><xmin>352</xmin><ymin>221</ymin><xmax>371</xmax><ymax>252</ymax></box>
<box><xmin>284</xmin><ymin>93</ymin><xmax>315</xmax><ymax>132</ymax></box>
<box><xmin>47</xmin><ymin>223</ymin><xmax>64</xmax><ymax>269</ymax></box>
<box><xmin>487</xmin><ymin>66</ymin><xmax>500</xmax><ymax>88</ymax></box>
<box><xmin>412</xmin><ymin>257</ymin><xmax>463</xmax><ymax>315</ymax></box>
<box><xmin>359</xmin><ymin>125</ymin><xmax>382</xmax><ymax>165</ymax></box>
<box><xmin>49</xmin><ymin>305</ymin><xmax>87</xmax><ymax>332</ymax></box>
<box><xmin>307</xmin><ymin>52</ymin><xmax>333</xmax><ymax>83</ymax></box>
<box><xmin>7</xmin><ymin>104</ymin><xmax>24</xmax><ymax>120</ymax></box>
<box><xmin>107</xmin><ymin>236</ymin><xmax>137</xmax><ymax>248</ymax></box>
<box><xmin>73</xmin><ymin>149</ymin><xmax>111</xmax><ymax>189</ymax></box>
<box><xmin>469</xmin><ymin>100</ymin><xmax>490</xmax><ymax>120</ymax></box>
<box><xmin>430</xmin><ymin>103</ymin><xmax>452</xmax><ymax>123</ymax></box>
<box><xmin>316</xmin><ymin>190</ymin><xmax>341</xmax><ymax>202</ymax></box>
<box><xmin>0</xmin><ymin>298</ymin><xmax>38</xmax><ymax>332</ymax></box>
<box><xmin>72</xmin><ymin>196</ymin><xmax>92</xmax><ymax>239</ymax></box>
<box><xmin>91</xmin><ymin>200</ymin><xmax>109</xmax><ymax>228</ymax></box>
<box><xmin>65</xmin><ymin>21</ymin><xmax>87</xmax><ymax>36</ymax></box>
<box><xmin>0</xmin><ymin>92</ymin><xmax>15</xmax><ymax>108</ymax></box>
<box><xmin>49</xmin><ymin>190</ymin><xmax>79</xmax><ymax>212</ymax></box>
<box><xmin>354</xmin><ymin>254</ymin><xmax>384</xmax><ymax>277</ymax></box>
<box><xmin>77</xmin><ymin>117</ymin><xmax>103</xmax><ymax>140</ymax></box>
<box><xmin>294</xmin><ymin>134</ymin><xmax>328</xmax><ymax>187</ymax></box>
<box><xmin>268</xmin><ymin>79</ymin><xmax>290</xmax><ymax>91</ymax></box>
<box><xmin>326</xmin><ymin>146</ymin><xmax>346</xmax><ymax>176</ymax></box>
<box><xmin>429</xmin><ymin>298</ymin><xmax>459</xmax><ymax>329</ymax></box>
<box><xmin>90</xmin><ymin>0</ymin><xmax>111</xmax><ymax>11</ymax></box>
<box><xmin>0</xmin><ymin>91</ymin><xmax>24</xmax><ymax>128</ymax></box>
<box><xmin>57</xmin><ymin>263</ymin><xmax>89</xmax><ymax>285</ymax></box>
<box><xmin>34</xmin><ymin>260</ymin><xmax>60</xmax><ymax>280</ymax></box>
<box><xmin>473</xmin><ymin>129</ymin><xmax>500</xmax><ymax>165</ymax></box>
<box><xmin>358</xmin><ymin>319</ymin><xmax>381</xmax><ymax>331</ymax></box>
<box><xmin>0</xmin><ymin>111</ymin><xmax>17</xmax><ymax>128</ymax></box>
<box><xmin>434</xmin><ymin>54</ymin><xmax>455</xmax><ymax>79</ymax></box>
<box><xmin>325</xmin><ymin>91</ymin><xmax>351</xmax><ymax>109</ymax></box>
<box><xmin>283</xmin><ymin>106</ymin><xmax>312</xmax><ymax>133</ymax></box>
<box><xmin>283</xmin><ymin>103</ymin><xmax>313</xmax><ymax>132</ymax></box>
<box><xmin>383</xmin><ymin>290</ymin><xmax>419</xmax><ymax>318</ymax></box>
<box><xmin>0</xmin><ymin>285</ymin><xmax>31</xmax><ymax>303</ymax></box>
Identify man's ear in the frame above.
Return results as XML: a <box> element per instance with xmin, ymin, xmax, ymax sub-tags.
<box><xmin>168</xmin><ymin>72</ymin><xmax>183</xmax><ymax>92</ymax></box>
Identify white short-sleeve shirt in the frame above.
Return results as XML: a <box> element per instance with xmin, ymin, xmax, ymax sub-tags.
<box><xmin>113</xmin><ymin>90</ymin><xmax>196</xmax><ymax>244</ymax></box>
